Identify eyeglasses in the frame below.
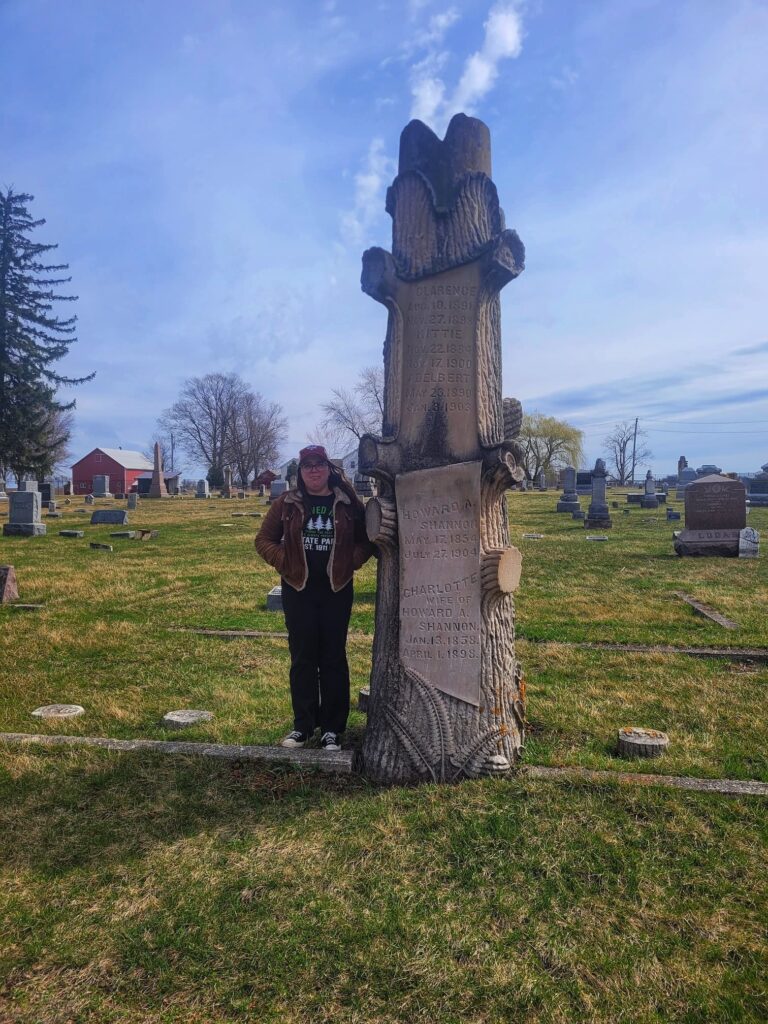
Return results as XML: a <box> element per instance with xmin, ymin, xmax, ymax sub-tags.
<box><xmin>301</xmin><ymin>461</ymin><xmax>326</xmax><ymax>470</ymax></box>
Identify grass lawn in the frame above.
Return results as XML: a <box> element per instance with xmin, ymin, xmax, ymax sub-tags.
<box><xmin>1</xmin><ymin>491</ymin><xmax>767</xmax><ymax>1022</ymax></box>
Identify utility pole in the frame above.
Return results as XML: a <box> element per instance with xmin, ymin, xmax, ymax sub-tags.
<box><xmin>630</xmin><ymin>417</ymin><xmax>638</xmax><ymax>485</ymax></box>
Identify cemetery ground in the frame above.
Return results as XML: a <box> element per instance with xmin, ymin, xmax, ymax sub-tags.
<box><xmin>1</xmin><ymin>492</ymin><xmax>767</xmax><ymax>1023</ymax></box>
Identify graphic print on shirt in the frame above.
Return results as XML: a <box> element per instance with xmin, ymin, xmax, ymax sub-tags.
<box><xmin>303</xmin><ymin>501</ymin><xmax>334</xmax><ymax>556</ymax></box>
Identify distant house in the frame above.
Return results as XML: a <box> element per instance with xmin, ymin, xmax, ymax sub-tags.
<box><xmin>133</xmin><ymin>470</ymin><xmax>182</xmax><ymax>495</ymax></box>
<box><xmin>337</xmin><ymin>448</ymin><xmax>359</xmax><ymax>479</ymax></box>
<box><xmin>71</xmin><ymin>448</ymin><xmax>153</xmax><ymax>495</ymax></box>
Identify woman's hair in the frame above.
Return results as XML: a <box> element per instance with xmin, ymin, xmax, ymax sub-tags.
<box><xmin>296</xmin><ymin>461</ymin><xmax>362</xmax><ymax>512</ymax></box>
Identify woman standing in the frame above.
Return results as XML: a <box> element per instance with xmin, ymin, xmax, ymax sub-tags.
<box><xmin>255</xmin><ymin>446</ymin><xmax>375</xmax><ymax>750</ymax></box>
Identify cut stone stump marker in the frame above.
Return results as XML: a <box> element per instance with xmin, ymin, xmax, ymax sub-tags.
<box><xmin>358</xmin><ymin>114</ymin><xmax>527</xmax><ymax>784</ymax></box>
<box><xmin>617</xmin><ymin>727</ymin><xmax>670</xmax><ymax>759</ymax></box>
<box><xmin>31</xmin><ymin>704</ymin><xmax>85</xmax><ymax>719</ymax></box>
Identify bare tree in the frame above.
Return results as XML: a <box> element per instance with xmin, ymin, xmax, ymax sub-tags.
<box><xmin>227</xmin><ymin>392</ymin><xmax>287</xmax><ymax>486</ymax></box>
<box><xmin>164</xmin><ymin>373</ymin><xmax>250</xmax><ymax>478</ymax></box>
<box><xmin>517</xmin><ymin>413</ymin><xmax>583</xmax><ymax>481</ymax></box>
<box><xmin>318</xmin><ymin>365</ymin><xmax>384</xmax><ymax>453</ymax></box>
<box><xmin>145</xmin><ymin>412</ymin><xmax>183</xmax><ymax>474</ymax></box>
<box><xmin>603</xmin><ymin>420</ymin><xmax>652</xmax><ymax>484</ymax></box>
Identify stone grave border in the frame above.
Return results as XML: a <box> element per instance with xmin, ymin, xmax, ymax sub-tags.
<box><xmin>167</xmin><ymin>627</ymin><xmax>768</xmax><ymax>663</ymax></box>
<box><xmin>1</xmin><ymin>732</ymin><xmax>766</xmax><ymax>798</ymax></box>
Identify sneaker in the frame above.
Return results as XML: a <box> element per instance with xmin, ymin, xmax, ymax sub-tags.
<box><xmin>281</xmin><ymin>730</ymin><xmax>309</xmax><ymax>748</ymax></box>
<box><xmin>320</xmin><ymin>731</ymin><xmax>341</xmax><ymax>751</ymax></box>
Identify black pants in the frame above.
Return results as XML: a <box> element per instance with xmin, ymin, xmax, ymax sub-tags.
<box><xmin>282</xmin><ymin>578</ymin><xmax>353</xmax><ymax>736</ymax></box>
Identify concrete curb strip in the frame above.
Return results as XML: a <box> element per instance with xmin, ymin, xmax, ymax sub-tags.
<box><xmin>1</xmin><ymin>734</ymin><xmax>767</xmax><ymax>795</ymax></box>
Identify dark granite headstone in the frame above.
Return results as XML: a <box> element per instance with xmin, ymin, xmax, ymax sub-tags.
<box><xmin>685</xmin><ymin>475</ymin><xmax>746</xmax><ymax>530</ymax></box>
<box><xmin>674</xmin><ymin>475</ymin><xmax>746</xmax><ymax>556</ymax></box>
<box><xmin>39</xmin><ymin>480</ymin><xmax>55</xmax><ymax>504</ymax></box>
<box><xmin>90</xmin><ymin>509</ymin><xmax>129</xmax><ymax>526</ymax></box>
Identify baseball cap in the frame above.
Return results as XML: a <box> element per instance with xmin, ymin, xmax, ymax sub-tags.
<box><xmin>298</xmin><ymin>445</ymin><xmax>329</xmax><ymax>465</ymax></box>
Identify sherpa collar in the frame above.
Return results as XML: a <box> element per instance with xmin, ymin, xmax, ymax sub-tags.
<box><xmin>284</xmin><ymin>486</ymin><xmax>350</xmax><ymax>507</ymax></box>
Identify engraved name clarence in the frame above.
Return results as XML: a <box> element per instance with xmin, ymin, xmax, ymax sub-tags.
<box><xmin>397</xmin><ymin>462</ymin><xmax>483</xmax><ymax>706</ymax></box>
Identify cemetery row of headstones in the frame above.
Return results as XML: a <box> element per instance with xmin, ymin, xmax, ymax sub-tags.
<box><xmin>550</xmin><ymin>461</ymin><xmax>760</xmax><ymax>557</ymax></box>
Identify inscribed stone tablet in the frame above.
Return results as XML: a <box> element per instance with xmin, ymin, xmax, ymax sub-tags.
<box><xmin>685</xmin><ymin>475</ymin><xmax>746</xmax><ymax>530</ymax></box>
<box><xmin>398</xmin><ymin>264</ymin><xmax>481</xmax><ymax>462</ymax></box>
<box><xmin>397</xmin><ymin>461</ymin><xmax>482</xmax><ymax>706</ymax></box>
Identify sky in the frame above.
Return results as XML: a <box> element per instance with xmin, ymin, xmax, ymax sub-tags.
<box><xmin>2</xmin><ymin>0</ymin><xmax>767</xmax><ymax>478</ymax></box>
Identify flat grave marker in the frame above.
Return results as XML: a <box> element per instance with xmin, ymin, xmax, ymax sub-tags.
<box><xmin>32</xmin><ymin>704</ymin><xmax>84</xmax><ymax>719</ymax></box>
<box><xmin>162</xmin><ymin>710</ymin><xmax>214</xmax><ymax>729</ymax></box>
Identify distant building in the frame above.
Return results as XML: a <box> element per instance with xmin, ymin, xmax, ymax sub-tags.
<box><xmin>337</xmin><ymin>448</ymin><xmax>360</xmax><ymax>480</ymax></box>
<box><xmin>71</xmin><ymin>448</ymin><xmax>153</xmax><ymax>495</ymax></box>
<box><xmin>134</xmin><ymin>470</ymin><xmax>181</xmax><ymax>495</ymax></box>
<box><xmin>253</xmin><ymin>469</ymin><xmax>278</xmax><ymax>488</ymax></box>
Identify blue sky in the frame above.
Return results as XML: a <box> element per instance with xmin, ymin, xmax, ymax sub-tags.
<box><xmin>3</xmin><ymin>0</ymin><xmax>767</xmax><ymax>476</ymax></box>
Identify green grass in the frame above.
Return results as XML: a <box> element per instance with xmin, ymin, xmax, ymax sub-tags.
<box><xmin>1</xmin><ymin>491</ymin><xmax>767</xmax><ymax>1022</ymax></box>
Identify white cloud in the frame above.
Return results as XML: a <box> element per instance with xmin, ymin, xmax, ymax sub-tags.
<box><xmin>409</xmin><ymin>51</ymin><xmax>449</xmax><ymax>122</ymax></box>
<box><xmin>408</xmin><ymin>0</ymin><xmax>434</xmax><ymax>19</ymax></box>
<box><xmin>408</xmin><ymin>3</ymin><xmax>524</xmax><ymax>132</ymax></box>
<box><xmin>550</xmin><ymin>65</ymin><xmax>578</xmax><ymax>90</ymax></box>
<box><xmin>340</xmin><ymin>138</ymin><xmax>397</xmax><ymax>247</ymax></box>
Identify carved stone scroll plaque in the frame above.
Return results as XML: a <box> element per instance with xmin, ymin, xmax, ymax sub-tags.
<box><xmin>397</xmin><ymin>462</ymin><xmax>482</xmax><ymax>705</ymax></box>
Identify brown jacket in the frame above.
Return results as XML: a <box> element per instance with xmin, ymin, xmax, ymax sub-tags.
<box><xmin>255</xmin><ymin>487</ymin><xmax>375</xmax><ymax>592</ymax></box>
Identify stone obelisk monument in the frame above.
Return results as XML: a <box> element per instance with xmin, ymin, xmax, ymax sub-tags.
<box><xmin>148</xmin><ymin>442</ymin><xmax>169</xmax><ymax>498</ymax></box>
<box><xmin>359</xmin><ymin>114</ymin><xmax>527</xmax><ymax>784</ymax></box>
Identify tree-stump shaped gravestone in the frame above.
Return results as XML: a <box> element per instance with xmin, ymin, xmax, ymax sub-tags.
<box><xmin>359</xmin><ymin>114</ymin><xmax>527</xmax><ymax>784</ymax></box>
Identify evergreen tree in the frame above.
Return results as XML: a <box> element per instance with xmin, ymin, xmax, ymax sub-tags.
<box><xmin>0</xmin><ymin>188</ymin><xmax>93</xmax><ymax>480</ymax></box>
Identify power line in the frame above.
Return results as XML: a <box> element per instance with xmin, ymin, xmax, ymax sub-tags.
<box><xmin>642</xmin><ymin>428</ymin><xmax>768</xmax><ymax>435</ymax></box>
<box><xmin>642</xmin><ymin>418</ymin><xmax>768</xmax><ymax>425</ymax></box>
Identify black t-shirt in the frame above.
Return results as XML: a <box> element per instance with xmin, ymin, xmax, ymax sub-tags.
<box><xmin>303</xmin><ymin>496</ymin><xmax>334</xmax><ymax>585</ymax></box>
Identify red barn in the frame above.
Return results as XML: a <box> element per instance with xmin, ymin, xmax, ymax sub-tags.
<box><xmin>253</xmin><ymin>469</ymin><xmax>278</xmax><ymax>487</ymax></box>
<box><xmin>71</xmin><ymin>448</ymin><xmax>153</xmax><ymax>496</ymax></box>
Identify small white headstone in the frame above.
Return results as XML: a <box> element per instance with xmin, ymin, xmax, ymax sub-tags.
<box><xmin>739</xmin><ymin>527</ymin><xmax>760</xmax><ymax>559</ymax></box>
<box><xmin>32</xmin><ymin>704</ymin><xmax>85</xmax><ymax>718</ymax></box>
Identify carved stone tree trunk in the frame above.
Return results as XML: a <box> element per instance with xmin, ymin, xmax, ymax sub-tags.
<box><xmin>359</xmin><ymin>114</ymin><xmax>527</xmax><ymax>785</ymax></box>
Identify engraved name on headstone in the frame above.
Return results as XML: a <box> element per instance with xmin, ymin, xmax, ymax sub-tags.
<box><xmin>398</xmin><ymin>265</ymin><xmax>481</xmax><ymax>462</ymax></box>
<box><xmin>397</xmin><ymin>462</ymin><xmax>482</xmax><ymax>706</ymax></box>
<box><xmin>685</xmin><ymin>475</ymin><xmax>746</xmax><ymax>531</ymax></box>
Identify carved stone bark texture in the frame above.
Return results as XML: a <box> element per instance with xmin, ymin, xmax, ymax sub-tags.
<box><xmin>359</xmin><ymin>114</ymin><xmax>526</xmax><ymax>784</ymax></box>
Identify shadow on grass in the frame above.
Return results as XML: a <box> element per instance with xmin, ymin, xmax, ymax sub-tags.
<box><xmin>0</xmin><ymin>747</ymin><xmax>373</xmax><ymax>877</ymax></box>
